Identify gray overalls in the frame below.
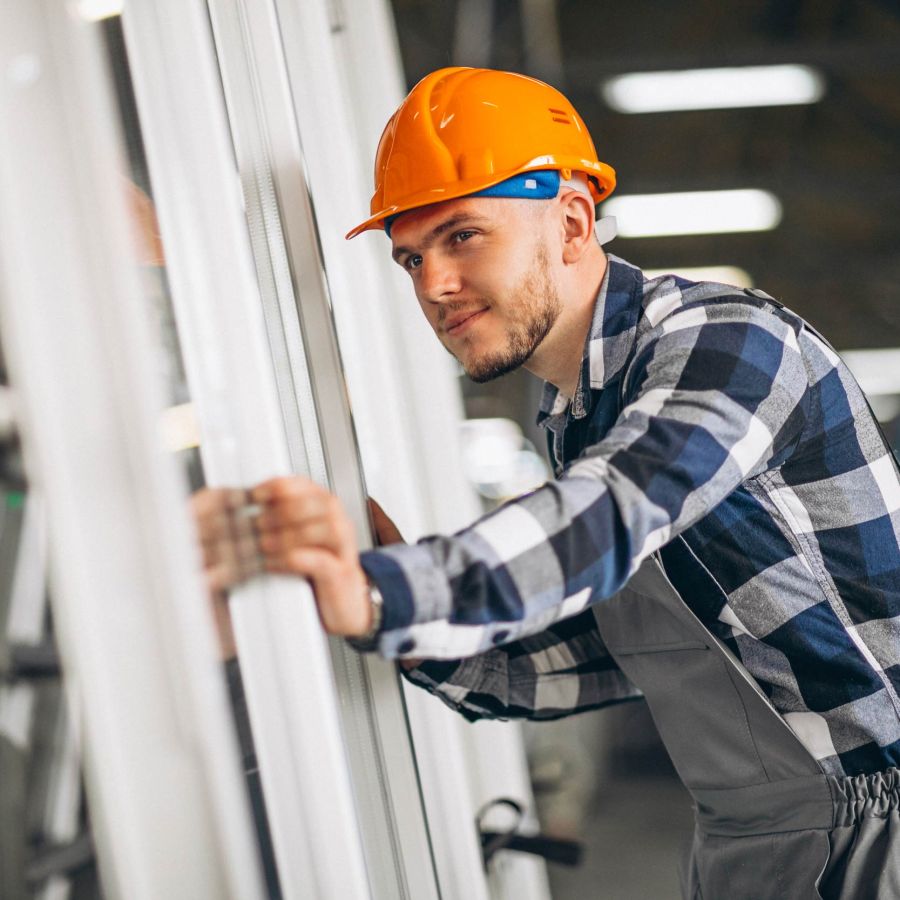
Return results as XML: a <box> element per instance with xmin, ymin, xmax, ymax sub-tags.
<box><xmin>593</xmin><ymin>542</ymin><xmax>900</xmax><ymax>899</ymax></box>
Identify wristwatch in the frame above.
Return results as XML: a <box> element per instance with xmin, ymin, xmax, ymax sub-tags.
<box><xmin>346</xmin><ymin>578</ymin><xmax>384</xmax><ymax>652</ymax></box>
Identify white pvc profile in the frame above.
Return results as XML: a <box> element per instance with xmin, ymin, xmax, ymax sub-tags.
<box><xmin>120</xmin><ymin>1</ymin><xmax>372</xmax><ymax>897</ymax></box>
<box><xmin>321</xmin><ymin>4</ymin><xmax>494</xmax><ymax>897</ymax></box>
<box><xmin>0</xmin><ymin>4</ymin><xmax>265</xmax><ymax>899</ymax></box>
<box><xmin>326</xmin><ymin>2</ymin><xmax>550</xmax><ymax>898</ymax></box>
<box><xmin>203</xmin><ymin>1</ymin><xmax>439</xmax><ymax>896</ymax></box>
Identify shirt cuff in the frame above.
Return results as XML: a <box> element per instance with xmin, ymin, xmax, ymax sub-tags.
<box><xmin>358</xmin><ymin>548</ymin><xmax>416</xmax><ymax>634</ymax></box>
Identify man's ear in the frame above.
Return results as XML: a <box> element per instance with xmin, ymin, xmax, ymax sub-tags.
<box><xmin>560</xmin><ymin>191</ymin><xmax>596</xmax><ymax>263</ymax></box>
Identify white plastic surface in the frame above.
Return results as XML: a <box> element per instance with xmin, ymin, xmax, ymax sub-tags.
<box><xmin>0</xmin><ymin>4</ymin><xmax>266</xmax><ymax>898</ymax></box>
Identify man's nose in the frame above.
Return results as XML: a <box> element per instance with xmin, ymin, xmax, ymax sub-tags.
<box><xmin>418</xmin><ymin>255</ymin><xmax>462</xmax><ymax>304</ymax></box>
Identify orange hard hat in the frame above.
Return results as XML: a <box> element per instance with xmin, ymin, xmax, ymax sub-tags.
<box><xmin>346</xmin><ymin>67</ymin><xmax>616</xmax><ymax>240</ymax></box>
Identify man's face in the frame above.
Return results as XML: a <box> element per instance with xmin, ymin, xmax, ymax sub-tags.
<box><xmin>389</xmin><ymin>197</ymin><xmax>562</xmax><ymax>382</ymax></box>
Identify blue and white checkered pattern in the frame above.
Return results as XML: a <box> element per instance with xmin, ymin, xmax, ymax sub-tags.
<box><xmin>360</xmin><ymin>254</ymin><xmax>900</xmax><ymax>778</ymax></box>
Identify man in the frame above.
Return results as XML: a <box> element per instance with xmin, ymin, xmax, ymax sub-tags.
<box><xmin>196</xmin><ymin>68</ymin><xmax>900</xmax><ymax>898</ymax></box>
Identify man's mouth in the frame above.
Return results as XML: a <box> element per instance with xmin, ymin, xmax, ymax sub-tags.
<box><xmin>445</xmin><ymin>308</ymin><xmax>488</xmax><ymax>336</ymax></box>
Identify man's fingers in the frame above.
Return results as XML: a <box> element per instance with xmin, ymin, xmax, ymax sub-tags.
<box><xmin>192</xmin><ymin>505</ymin><xmax>236</xmax><ymax>545</ymax></box>
<box><xmin>191</xmin><ymin>478</ymin><xmax>370</xmax><ymax>639</ymax></box>
<box><xmin>189</xmin><ymin>486</ymin><xmax>268</xmax><ymax>661</ymax></box>
<box><xmin>190</xmin><ymin>486</ymin><xmax>247</xmax><ymax>517</ymax></box>
<box><xmin>367</xmin><ymin>497</ymin><xmax>404</xmax><ymax>546</ymax></box>
<box><xmin>206</xmin><ymin>563</ymin><xmax>238</xmax><ymax>595</ymax></box>
<box><xmin>254</xmin><ymin>500</ymin><xmax>334</xmax><ymax>532</ymax></box>
<box><xmin>210</xmin><ymin>590</ymin><xmax>237</xmax><ymax>661</ymax></box>
<box><xmin>196</xmin><ymin>514</ymin><xmax>259</xmax><ymax>570</ymax></box>
<box><xmin>252</xmin><ymin>487</ymin><xmax>357</xmax><ymax>561</ymax></box>
<box><xmin>204</xmin><ymin>559</ymin><xmax>253</xmax><ymax>594</ymax></box>
<box><xmin>191</xmin><ymin>487</ymin><xmax>253</xmax><ymax>546</ymax></box>
<box><xmin>251</xmin><ymin>476</ymin><xmax>326</xmax><ymax>505</ymax></box>
<box><xmin>257</xmin><ymin>521</ymin><xmax>346</xmax><ymax>556</ymax></box>
<box><xmin>263</xmin><ymin>545</ymin><xmax>353</xmax><ymax>587</ymax></box>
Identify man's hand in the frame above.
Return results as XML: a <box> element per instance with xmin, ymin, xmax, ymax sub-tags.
<box><xmin>190</xmin><ymin>478</ymin><xmax>415</xmax><ymax>658</ymax></box>
<box><xmin>252</xmin><ymin>477</ymin><xmax>372</xmax><ymax>638</ymax></box>
<box><xmin>190</xmin><ymin>487</ymin><xmax>264</xmax><ymax>660</ymax></box>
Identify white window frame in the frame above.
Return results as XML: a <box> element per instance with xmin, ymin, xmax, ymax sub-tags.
<box><xmin>286</xmin><ymin>1</ymin><xmax>552</xmax><ymax>897</ymax></box>
<box><xmin>0</xmin><ymin>4</ymin><xmax>266</xmax><ymax>898</ymax></box>
<box><xmin>123</xmin><ymin>0</ymin><xmax>441</xmax><ymax>897</ymax></box>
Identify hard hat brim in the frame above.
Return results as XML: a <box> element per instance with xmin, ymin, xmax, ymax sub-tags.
<box><xmin>345</xmin><ymin>158</ymin><xmax>616</xmax><ymax>240</ymax></box>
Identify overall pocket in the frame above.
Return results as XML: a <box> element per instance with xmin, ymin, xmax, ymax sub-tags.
<box><xmin>595</xmin><ymin>586</ymin><xmax>769</xmax><ymax>792</ymax></box>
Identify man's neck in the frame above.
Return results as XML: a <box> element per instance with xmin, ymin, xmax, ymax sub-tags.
<box><xmin>525</xmin><ymin>248</ymin><xmax>608</xmax><ymax>397</ymax></box>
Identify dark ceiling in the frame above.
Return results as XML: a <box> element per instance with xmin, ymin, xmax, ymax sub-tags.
<box><xmin>388</xmin><ymin>0</ymin><xmax>900</xmax><ymax>352</ymax></box>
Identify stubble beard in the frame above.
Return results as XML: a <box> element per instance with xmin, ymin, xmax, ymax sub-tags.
<box><xmin>456</xmin><ymin>247</ymin><xmax>562</xmax><ymax>384</ymax></box>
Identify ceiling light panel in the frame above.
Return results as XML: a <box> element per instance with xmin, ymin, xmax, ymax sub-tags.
<box><xmin>839</xmin><ymin>349</ymin><xmax>900</xmax><ymax>398</ymax></box>
<box><xmin>602</xmin><ymin>64</ymin><xmax>826</xmax><ymax>114</ymax></box>
<box><xmin>642</xmin><ymin>266</ymin><xmax>754</xmax><ymax>288</ymax></box>
<box><xmin>603</xmin><ymin>189</ymin><xmax>782</xmax><ymax>238</ymax></box>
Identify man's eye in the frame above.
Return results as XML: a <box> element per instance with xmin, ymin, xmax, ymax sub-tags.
<box><xmin>453</xmin><ymin>230</ymin><xmax>475</xmax><ymax>243</ymax></box>
<box><xmin>405</xmin><ymin>254</ymin><xmax>423</xmax><ymax>271</ymax></box>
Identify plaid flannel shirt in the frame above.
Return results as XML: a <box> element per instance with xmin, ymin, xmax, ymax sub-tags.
<box><xmin>360</xmin><ymin>254</ymin><xmax>900</xmax><ymax>778</ymax></box>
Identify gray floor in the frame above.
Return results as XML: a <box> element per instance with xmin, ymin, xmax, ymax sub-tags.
<box><xmin>545</xmin><ymin>774</ymin><xmax>694</xmax><ymax>900</ymax></box>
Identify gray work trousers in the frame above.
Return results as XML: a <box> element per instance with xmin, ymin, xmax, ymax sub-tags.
<box><xmin>593</xmin><ymin>547</ymin><xmax>900</xmax><ymax>899</ymax></box>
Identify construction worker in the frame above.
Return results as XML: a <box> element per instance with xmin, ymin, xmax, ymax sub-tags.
<box><xmin>195</xmin><ymin>68</ymin><xmax>900</xmax><ymax>898</ymax></box>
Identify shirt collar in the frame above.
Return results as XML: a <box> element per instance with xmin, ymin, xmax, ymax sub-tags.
<box><xmin>536</xmin><ymin>254</ymin><xmax>645</xmax><ymax>430</ymax></box>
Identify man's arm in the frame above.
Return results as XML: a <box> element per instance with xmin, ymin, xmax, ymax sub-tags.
<box><xmin>401</xmin><ymin>608</ymin><xmax>642</xmax><ymax>722</ymax></box>
<box><xmin>360</xmin><ymin>300</ymin><xmax>810</xmax><ymax>660</ymax></box>
<box><xmin>199</xmin><ymin>484</ymin><xmax>637</xmax><ymax>720</ymax></box>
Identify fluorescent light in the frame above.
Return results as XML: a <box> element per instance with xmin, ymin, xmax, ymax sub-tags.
<box><xmin>840</xmin><ymin>349</ymin><xmax>900</xmax><ymax>398</ymax></box>
<box><xmin>643</xmin><ymin>266</ymin><xmax>754</xmax><ymax>288</ymax></box>
<box><xmin>602</xmin><ymin>189</ymin><xmax>782</xmax><ymax>238</ymax></box>
<box><xmin>74</xmin><ymin>0</ymin><xmax>123</xmax><ymax>22</ymax></box>
<box><xmin>602</xmin><ymin>64</ymin><xmax>825</xmax><ymax>113</ymax></box>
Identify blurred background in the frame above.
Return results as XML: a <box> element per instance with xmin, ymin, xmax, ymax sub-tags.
<box><xmin>388</xmin><ymin>2</ymin><xmax>900</xmax><ymax>895</ymax></box>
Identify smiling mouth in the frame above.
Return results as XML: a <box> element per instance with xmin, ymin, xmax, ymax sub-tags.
<box><xmin>446</xmin><ymin>309</ymin><xmax>488</xmax><ymax>336</ymax></box>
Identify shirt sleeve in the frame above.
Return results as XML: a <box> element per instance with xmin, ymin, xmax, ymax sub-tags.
<box><xmin>361</xmin><ymin>300</ymin><xmax>810</xmax><ymax>661</ymax></box>
<box><xmin>399</xmin><ymin>608</ymin><xmax>643</xmax><ymax>722</ymax></box>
